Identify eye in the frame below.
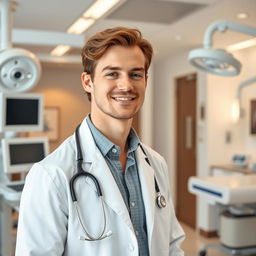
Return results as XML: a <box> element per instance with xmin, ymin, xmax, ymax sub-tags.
<box><xmin>106</xmin><ymin>72</ymin><xmax>118</xmax><ymax>78</ymax></box>
<box><xmin>130</xmin><ymin>72</ymin><xmax>144</xmax><ymax>80</ymax></box>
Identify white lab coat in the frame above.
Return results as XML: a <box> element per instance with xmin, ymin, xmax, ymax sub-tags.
<box><xmin>15</xmin><ymin>117</ymin><xmax>185</xmax><ymax>256</ymax></box>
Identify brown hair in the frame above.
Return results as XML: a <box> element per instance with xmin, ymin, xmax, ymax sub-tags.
<box><xmin>81</xmin><ymin>27</ymin><xmax>153</xmax><ymax>100</ymax></box>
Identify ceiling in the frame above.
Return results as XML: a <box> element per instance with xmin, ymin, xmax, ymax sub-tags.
<box><xmin>9</xmin><ymin>0</ymin><xmax>256</xmax><ymax>64</ymax></box>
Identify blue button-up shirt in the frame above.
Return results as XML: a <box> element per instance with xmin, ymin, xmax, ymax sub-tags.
<box><xmin>87</xmin><ymin>116</ymin><xmax>149</xmax><ymax>256</ymax></box>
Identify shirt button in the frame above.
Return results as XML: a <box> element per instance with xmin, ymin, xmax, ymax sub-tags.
<box><xmin>135</xmin><ymin>230</ymin><xmax>139</xmax><ymax>236</ymax></box>
<box><xmin>131</xmin><ymin>202</ymin><xmax>135</xmax><ymax>207</ymax></box>
<box><xmin>112</xmin><ymin>148</ymin><xmax>117</xmax><ymax>153</ymax></box>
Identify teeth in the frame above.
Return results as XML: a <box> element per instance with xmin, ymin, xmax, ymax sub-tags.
<box><xmin>114</xmin><ymin>97</ymin><xmax>134</xmax><ymax>101</ymax></box>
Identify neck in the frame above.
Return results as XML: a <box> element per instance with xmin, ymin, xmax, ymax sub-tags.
<box><xmin>90</xmin><ymin>113</ymin><xmax>132</xmax><ymax>171</ymax></box>
<box><xmin>89</xmin><ymin>113</ymin><xmax>133</xmax><ymax>153</ymax></box>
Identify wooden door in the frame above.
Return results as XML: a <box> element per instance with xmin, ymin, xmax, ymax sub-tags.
<box><xmin>176</xmin><ymin>74</ymin><xmax>197</xmax><ymax>228</ymax></box>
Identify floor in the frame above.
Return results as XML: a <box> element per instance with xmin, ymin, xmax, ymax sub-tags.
<box><xmin>180</xmin><ymin>223</ymin><xmax>228</xmax><ymax>256</ymax></box>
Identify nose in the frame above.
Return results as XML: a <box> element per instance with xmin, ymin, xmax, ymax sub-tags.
<box><xmin>117</xmin><ymin>75</ymin><xmax>133</xmax><ymax>91</ymax></box>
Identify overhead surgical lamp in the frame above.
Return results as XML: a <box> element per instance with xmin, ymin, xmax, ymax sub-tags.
<box><xmin>0</xmin><ymin>0</ymin><xmax>41</xmax><ymax>92</ymax></box>
<box><xmin>188</xmin><ymin>20</ymin><xmax>256</xmax><ymax>76</ymax></box>
<box><xmin>231</xmin><ymin>76</ymin><xmax>256</xmax><ymax>122</ymax></box>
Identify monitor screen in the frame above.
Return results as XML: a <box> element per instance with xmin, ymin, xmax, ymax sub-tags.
<box><xmin>7</xmin><ymin>184</ymin><xmax>24</xmax><ymax>192</ymax></box>
<box><xmin>1</xmin><ymin>137</ymin><xmax>49</xmax><ymax>173</ymax></box>
<box><xmin>6</xmin><ymin>98</ymin><xmax>39</xmax><ymax>125</ymax></box>
<box><xmin>0</xmin><ymin>93</ymin><xmax>44</xmax><ymax>132</ymax></box>
<box><xmin>10</xmin><ymin>143</ymin><xmax>45</xmax><ymax>165</ymax></box>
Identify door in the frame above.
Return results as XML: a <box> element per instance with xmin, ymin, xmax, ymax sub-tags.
<box><xmin>176</xmin><ymin>74</ymin><xmax>197</xmax><ymax>228</ymax></box>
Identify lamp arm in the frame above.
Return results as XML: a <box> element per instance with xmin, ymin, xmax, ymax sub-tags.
<box><xmin>237</xmin><ymin>76</ymin><xmax>256</xmax><ymax>98</ymax></box>
<box><xmin>203</xmin><ymin>20</ymin><xmax>256</xmax><ymax>48</ymax></box>
<box><xmin>0</xmin><ymin>0</ymin><xmax>16</xmax><ymax>51</ymax></box>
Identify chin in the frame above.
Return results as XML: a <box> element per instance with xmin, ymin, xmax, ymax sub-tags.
<box><xmin>113</xmin><ymin>115</ymin><xmax>135</xmax><ymax>120</ymax></box>
<box><xmin>110</xmin><ymin>112</ymin><xmax>137</xmax><ymax>120</ymax></box>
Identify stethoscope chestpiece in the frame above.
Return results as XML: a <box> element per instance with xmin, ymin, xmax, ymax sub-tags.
<box><xmin>156</xmin><ymin>193</ymin><xmax>167</xmax><ymax>208</ymax></box>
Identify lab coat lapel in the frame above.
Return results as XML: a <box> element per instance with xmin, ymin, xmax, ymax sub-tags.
<box><xmin>90</xmin><ymin>152</ymin><xmax>134</xmax><ymax>231</ymax></box>
<box><xmin>78</xmin><ymin>118</ymin><xmax>134</xmax><ymax>232</ymax></box>
<box><xmin>136</xmin><ymin>146</ymin><xmax>155</xmax><ymax>250</ymax></box>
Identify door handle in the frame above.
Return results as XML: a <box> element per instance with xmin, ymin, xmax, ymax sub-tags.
<box><xmin>185</xmin><ymin>116</ymin><xmax>193</xmax><ymax>149</ymax></box>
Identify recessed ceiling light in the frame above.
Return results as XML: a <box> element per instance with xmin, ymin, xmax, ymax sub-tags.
<box><xmin>67</xmin><ymin>0</ymin><xmax>121</xmax><ymax>35</ymax></box>
<box><xmin>67</xmin><ymin>18</ymin><xmax>95</xmax><ymax>34</ymax></box>
<box><xmin>83</xmin><ymin>0</ymin><xmax>121</xmax><ymax>19</ymax></box>
<box><xmin>236</xmin><ymin>12</ymin><xmax>249</xmax><ymax>19</ymax></box>
<box><xmin>175</xmin><ymin>35</ymin><xmax>182</xmax><ymax>40</ymax></box>
<box><xmin>54</xmin><ymin>0</ymin><xmax>123</xmax><ymax>57</ymax></box>
<box><xmin>51</xmin><ymin>45</ymin><xmax>71</xmax><ymax>56</ymax></box>
<box><xmin>227</xmin><ymin>38</ymin><xmax>256</xmax><ymax>52</ymax></box>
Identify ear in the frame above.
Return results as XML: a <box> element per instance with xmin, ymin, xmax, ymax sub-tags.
<box><xmin>81</xmin><ymin>72</ymin><xmax>93</xmax><ymax>93</ymax></box>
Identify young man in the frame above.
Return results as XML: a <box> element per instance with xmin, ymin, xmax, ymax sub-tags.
<box><xmin>16</xmin><ymin>27</ymin><xmax>185</xmax><ymax>256</ymax></box>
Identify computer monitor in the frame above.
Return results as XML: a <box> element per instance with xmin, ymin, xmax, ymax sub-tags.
<box><xmin>1</xmin><ymin>137</ymin><xmax>49</xmax><ymax>173</ymax></box>
<box><xmin>0</xmin><ymin>92</ymin><xmax>44</xmax><ymax>132</ymax></box>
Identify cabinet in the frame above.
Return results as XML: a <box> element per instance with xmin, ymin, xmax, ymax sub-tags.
<box><xmin>211</xmin><ymin>164</ymin><xmax>254</xmax><ymax>176</ymax></box>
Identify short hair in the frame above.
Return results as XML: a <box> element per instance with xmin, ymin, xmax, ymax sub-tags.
<box><xmin>81</xmin><ymin>27</ymin><xmax>153</xmax><ymax>101</ymax></box>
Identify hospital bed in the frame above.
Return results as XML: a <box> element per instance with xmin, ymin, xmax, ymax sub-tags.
<box><xmin>188</xmin><ymin>175</ymin><xmax>256</xmax><ymax>256</ymax></box>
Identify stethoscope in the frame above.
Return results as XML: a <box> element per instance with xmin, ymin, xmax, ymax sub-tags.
<box><xmin>70</xmin><ymin>124</ymin><xmax>167</xmax><ymax>241</ymax></box>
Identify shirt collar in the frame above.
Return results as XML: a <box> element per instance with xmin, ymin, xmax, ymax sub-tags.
<box><xmin>86</xmin><ymin>114</ymin><xmax>140</xmax><ymax>156</ymax></box>
<box><xmin>127</xmin><ymin>128</ymin><xmax>140</xmax><ymax>153</ymax></box>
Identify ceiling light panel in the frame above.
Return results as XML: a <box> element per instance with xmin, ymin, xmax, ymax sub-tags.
<box><xmin>236</xmin><ymin>12</ymin><xmax>249</xmax><ymax>19</ymax></box>
<box><xmin>83</xmin><ymin>0</ymin><xmax>121</xmax><ymax>19</ymax></box>
<box><xmin>51</xmin><ymin>45</ymin><xmax>71</xmax><ymax>56</ymax></box>
<box><xmin>67</xmin><ymin>18</ymin><xmax>95</xmax><ymax>34</ymax></box>
<box><xmin>227</xmin><ymin>38</ymin><xmax>256</xmax><ymax>51</ymax></box>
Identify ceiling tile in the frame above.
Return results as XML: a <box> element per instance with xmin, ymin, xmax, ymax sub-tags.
<box><xmin>108</xmin><ymin>0</ymin><xmax>206</xmax><ymax>24</ymax></box>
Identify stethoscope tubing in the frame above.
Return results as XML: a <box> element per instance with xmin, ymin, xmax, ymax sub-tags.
<box><xmin>70</xmin><ymin>171</ymin><xmax>103</xmax><ymax>201</ymax></box>
<box><xmin>70</xmin><ymin>125</ymin><xmax>103</xmax><ymax>202</ymax></box>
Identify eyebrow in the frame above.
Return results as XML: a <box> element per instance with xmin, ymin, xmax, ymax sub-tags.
<box><xmin>101</xmin><ymin>66</ymin><xmax>145</xmax><ymax>73</ymax></box>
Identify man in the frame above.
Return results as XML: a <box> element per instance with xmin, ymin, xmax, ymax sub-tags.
<box><xmin>16</xmin><ymin>27</ymin><xmax>185</xmax><ymax>256</ymax></box>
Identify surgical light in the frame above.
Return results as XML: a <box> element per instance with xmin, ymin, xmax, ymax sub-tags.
<box><xmin>0</xmin><ymin>0</ymin><xmax>41</xmax><ymax>92</ymax></box>
<box><xmin>0</xmin><ymin>48</ymin><xmax>41</xmax><ymax>92</ymax></box>
<box><xmin>188</xmin><ymin>20</ymin><xmax>256</xmax><ymax>76</ymax></box>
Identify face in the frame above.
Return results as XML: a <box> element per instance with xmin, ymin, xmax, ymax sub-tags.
<box><xmin>82</xmin><ymin>45</ymin><xmax>147</xmax><ymax>123</ymax></box>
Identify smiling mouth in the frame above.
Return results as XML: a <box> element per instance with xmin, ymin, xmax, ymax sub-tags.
<box><xmin>112</xmin><ymin>97</ymin><xmax>136</xmax><ymax>101</ymax></box>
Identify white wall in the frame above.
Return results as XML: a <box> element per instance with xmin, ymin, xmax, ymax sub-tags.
<box><xmin>31</xmin><ymin>64</ymin><xmax>90</xmax><ymax>152</ymax></box>
<box><xmin>153</xmin><ymin>51</ymin><xmax>200</xmax><ymax>203</ymax></box>
<box><xmin>207</xmin><ymin>46</ymin><xmax>256</xmax><ymax>166</ymax></box>
<box><xmin>231</xmin><ymin>48</ymin><xmax>256</xmax><ymax>160</ymax></box>
<box><xmin>140</xmin><ymin>66</ymin><xmax>154</xmax><ymax>147</ymax></box>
